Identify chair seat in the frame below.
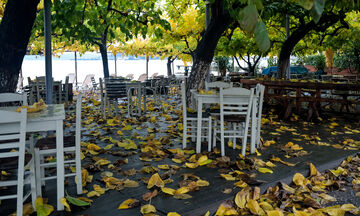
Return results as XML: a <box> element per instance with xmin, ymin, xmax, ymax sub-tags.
<box><xmin>0</xmin><ymin>154</ymin><xmax>32</xmax><ymax>170</ymax></box>
<box><xmin>187</xmin><ymin>111</ymin><xmax>210</xmax><ymax>118</ymax></box>
<box><xmin>35</xmin><ymin>135</ymin><xmax>75</xmax><ymax>150</ymax></box>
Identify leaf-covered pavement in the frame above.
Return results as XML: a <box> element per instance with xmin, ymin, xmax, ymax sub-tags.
<box><xmin>1</xmin><ymin>92</ymin><xmax>360</xmax><ymax>216</ymax></box>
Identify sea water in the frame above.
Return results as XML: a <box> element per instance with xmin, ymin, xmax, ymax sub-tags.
<box><xmin>21</xmin><ymin>52</ymin><xmax>184</xmax><ymax>86</ymax></box>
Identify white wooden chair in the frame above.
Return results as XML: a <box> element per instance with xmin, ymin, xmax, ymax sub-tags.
<box><xmin>0</xmin><ymin>109</ymin><xmax>36</xmax><ymax>216</ymax></box>
<box><xmin>0</xmin><ymin>93</ymin><xmax>28</xmax><ymax>106</ymax></box>
<box><xmin>205</xmin><ymin>81</ymin><xmax>233</xmax><ymax>91</ymax></box>
<box><xmin>181</xmin><ymin>83</ymin><xmax>212</xmax><ymax>151</ymax></box>
<box><xmin>34</xmin><ymin>93</ymin><xmax>83</xmax><ymax>196</ymax></box>
<box><xmin>213</xmin><ymin>87</ymin><xmax>254</xmax><ymax>156</ymax></box>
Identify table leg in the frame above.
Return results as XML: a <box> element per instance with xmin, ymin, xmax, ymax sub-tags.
<box><xmin>56</xmin><ymin>120</ymin><xmax>64</xmax><ymax>211</ymax></box>
<box><xmin>143</xmin><ymin>87</ymin><xmax>147</xmax><ymax>113</ymax></box>
<box><xmin>196</xmin><ymin>99</ymin><xmax>203</xmax><ymax>153</ymax></box>
<box><xmin>138</xmin><ymin>87</ymin><xmax>141</xmax><ymax>115</ymax></box>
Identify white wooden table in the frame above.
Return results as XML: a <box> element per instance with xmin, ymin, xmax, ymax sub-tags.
<box><xmin>0</xmin><ymin>104</ymin><xmax>65</xmax><ymax>211</ymax></box>
<box><xmin>191</xmin><ymin>92</ymin><xmax>259</xmax><ymax>154</ymax></box>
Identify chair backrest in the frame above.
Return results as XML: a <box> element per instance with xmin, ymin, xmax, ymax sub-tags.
<box><xmin>126</xmin><ymin>74</ymin><xmax>134</xmax><ymax>80</ymax></box>
<box><xmin>91</xmin><ymin>77</ymin><xmax>97</xmax><ymax>88</ymax></box>
<box><xmin>27</xmin><ymin>77</ymin><xmax>33</xmax><ymax>85</ymax></box>
<box><xmin>205</xmin><ymin>81</ymin><xmax>233</xmax><ymax>91</ymax></box>
<box><xmin>151</xmin><ymin>73</ymin><xmax>159</xmax><ymax>79</ymax></box>
<box><xmin>0</xmin><ymin>108</ymin><xmax>27</xmax><ymax>215</ymax></box>
<box><xmin>104</xmin><ymin>77</ymin><xmax>128</xmax><ymax>99</ymax></box>
<box><xmin>255</xmin><ymin>84</ymin><xmax>265</xmax><ymax>117</ymax></box>
<box><xmin>35</xmin><ymin>76</ymin><xmax>46</xmax><ymax>82</ymax></box>
<box><xmin>0</xmin><ymin>93</ymin><xmax>28</xmax><ymax>106</ymax></box>
<box><xmin>82</xmin><ymin>74</ymin><xmax>95</xmax><ymax>88</ymax></box>
<box><xmin>0</xmin><ymin>109</ymin><xmax>27</xmax><ymax>167</ymax></box>
<box><xmin>138</xmin><ymin>74</ymin><xmax>147</xmax><ymax>82</ymax></box>
<box><xmin>220</xmin><ymin>87</ymin><xmax>254</xmax><ymax>116</ymax></box>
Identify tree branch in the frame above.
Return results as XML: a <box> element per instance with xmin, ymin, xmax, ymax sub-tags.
<box><xmin>108</xmin><ymin>8</ymin><xmax>129</xmax><ymax>17</ymax></box>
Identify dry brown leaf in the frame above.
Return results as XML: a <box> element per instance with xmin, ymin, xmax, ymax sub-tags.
<box><xmin>142</xmin><ymin>189</ymin><xmax>158</xmax><ymax>201</ymax></box>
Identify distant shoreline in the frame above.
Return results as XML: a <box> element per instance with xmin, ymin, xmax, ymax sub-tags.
<box><xmin>24</xmin><ymin>52</ymin><xmax>161</xmax><ymax>61</ymax></box>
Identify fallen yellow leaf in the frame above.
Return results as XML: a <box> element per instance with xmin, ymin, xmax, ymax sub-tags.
<box><xmin>60</xmin><ymin>197</ymin><xmax>71</xmax><ymax>212</ymax></box>
<box><xmin>147</xmin><ymin>173</ymin><xmax>164</xmax><ymax>189</ymax></box>
<box><xmin>293</xmin><ymin>173</ymin><xmax>307</xmax><ymax>186</ymax></box>
<box><xmin>118</xmin><ymin>199</ymin><xmax>140</xmax><ymax>209</ymax></box>
<box><xmin>140</xmin><ymin>204</ymin><xmax>156</xmax><ymax>214</ymax></box>
<box><xmin>258</xmin><ymin>167</ymin><xmax>273</xmax><ymax>174</ymax></box>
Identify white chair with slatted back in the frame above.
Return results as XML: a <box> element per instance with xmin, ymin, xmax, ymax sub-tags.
<box><xmin>181</xmin><ymin>83</ymin><xmax>212</xmax><ymax>151</ymax></box>
<box><xmin>205</xmin><ymin>81</ymin><xmax>233</xmax><ymax>91</ymax></box>
<box><xmin>34</xmin><ymin>93</ymin><xmax>83</xmax><ymax>196</ymax></box>
<box><xmin>213</xmin><ymin>87</ymin><xmax>254</xmax><ymax>156</ymax></box>
<box><xmin>0</xmin><ymin>109</ymin><xmax>36</xmax><ymax>216</ymax></box>
<box><xmin>0</xmin><ymin>93</ymin><xmax>27</xmax><ymax>106</ymax></box>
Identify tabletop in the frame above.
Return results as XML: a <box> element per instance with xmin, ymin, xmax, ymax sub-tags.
<box><xmin>0</xmin><ymin>104</ymin><xmax>65</xmax><ymax>122</ymax></box>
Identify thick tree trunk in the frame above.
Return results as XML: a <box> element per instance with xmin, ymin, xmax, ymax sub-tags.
<box><xmin>186</xmin><ymin>0</ymin><xmax>233</xmax><ymax>103</ymax></box>
<box><xmin>277</xmin><ymin>12</ymin><xmax>346</xmax><ymax>78</ymax></box>
<box><xmin>99</xmin><ymin>42</ymin><xmax>110</xmax><ymax>78</ymax></box>
<box><xmin>0</xmin><ymin>0</ymin><xmax>40</xmax><ymax>93</ymax></box>
<box><xmin>167</xmin><ymin>56</ymin><xmax>173</xmax><ymax>76</ymax></box>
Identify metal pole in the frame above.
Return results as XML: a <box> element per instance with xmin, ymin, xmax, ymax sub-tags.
<box><xmin>74</xmin><ymin>51</ymin><xmax>78</xmax><ymax>89</ymax></box>
<box><xmin>146</xmin><ymin>56</ymin><xmax>149</xmax><ymax>80</ymax></box>
<box><xmin>44</xmin><ymin>0</ymin><xmax>53</xmax><ymax>104</ymax></box>
<box><xmin>286</xmin><ymin>14</ymin><xmax>290</xmax><ymax>80</ymax></box>
<box><xmin>114</xmin><ymin>53</ymin><xmax>117</xmax><ymax>77</ymax></box>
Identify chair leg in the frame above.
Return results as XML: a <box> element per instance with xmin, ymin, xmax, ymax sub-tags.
<box><xmin>242</xmin><ymin>123</ymin><xmax>250</xmax><ymax>157</ymax></box>
<box><xmin>75</xmin><ymin>152</ymin><xmax>82</xmax><ymax>195</ymax></box>
<box><xmin>16</xmin><ymin>161</ymin><xmax>25</xmax><ymax>216</ymax></box>
<box><xmin>233</xmin><ymin>123</ymin><xmax>237</xmax><ymax>149</ymax></box>
<box><xmin>182</xmin><ymin>120</ymin><xmax>187</xmax><ymax>149</ymax></box>
<box><xmin>208</xmin><ymin>117</ymin><xmax>212</xmax><ymax>152</ymax></box>
<box><xmin>213</xmin><ymin>118</ymin><xmax>217</xmax><ymax>148</ymax></box>
<box><xmin>35</xmin><ymin>148</ymin><xmax>42</xmax><ymax>197</ymax></box>
<box><xmin>30</xmin><ymin>157</ymin><xmax>37</xmax><ymax>208</ymax></box>
<box><xmin>28</xmin><ymin>135</ymin><xmax>37</xmax><ymax>208</ymax></box>
<box><xmin>220</xmin><ymin>115</ymin><xmax>225</xmax><ymax>156</ymax></box>
<box><xmin>191</xmin><ymin>120</ymin><xmax>196</xmax><ymax>142</ymax></box>
<box><xmin>114</xmin><ymin>100</ymin><xmax>119</xmax><ymax>117</ymax></box>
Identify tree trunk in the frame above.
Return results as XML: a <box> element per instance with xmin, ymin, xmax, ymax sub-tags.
<box><xmin>186</xmin><ymin>0</ymin><xmax>232</xmax><ymax>103</ymax></box>
<box><xmin>167</xmin><ymin>56</ymin><xmax>173</xmax><ymax>76</ymax></box>
<box><xmin>0</xmin><ymin>0</ymin><xmax>40</xmax><ymax>93</ymax></box>
<box><xmin>248</xmin><ymin>64</ymin><xmax>255</xmax><ymax>76</ymax></box>
<box><xmin>277</xmin><ymin>12</ymin><xmax>346</xmax><ymax>78</ymax></box>
<box><xmin>99</xmin><ymin>41</ymin><xmax>110</xmax><ymax>78</ymax></box>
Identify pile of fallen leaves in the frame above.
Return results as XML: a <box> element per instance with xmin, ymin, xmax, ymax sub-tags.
<box><xmin>215</xmin><ymin>158</ymin><xmax>360</xmax><ymax>216</ymax></box>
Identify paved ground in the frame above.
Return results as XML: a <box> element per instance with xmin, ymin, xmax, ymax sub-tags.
<box><xmin>1</xmin><ymin>94</ymin><xmax>360</xmax><ymax>216</ymax></box>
